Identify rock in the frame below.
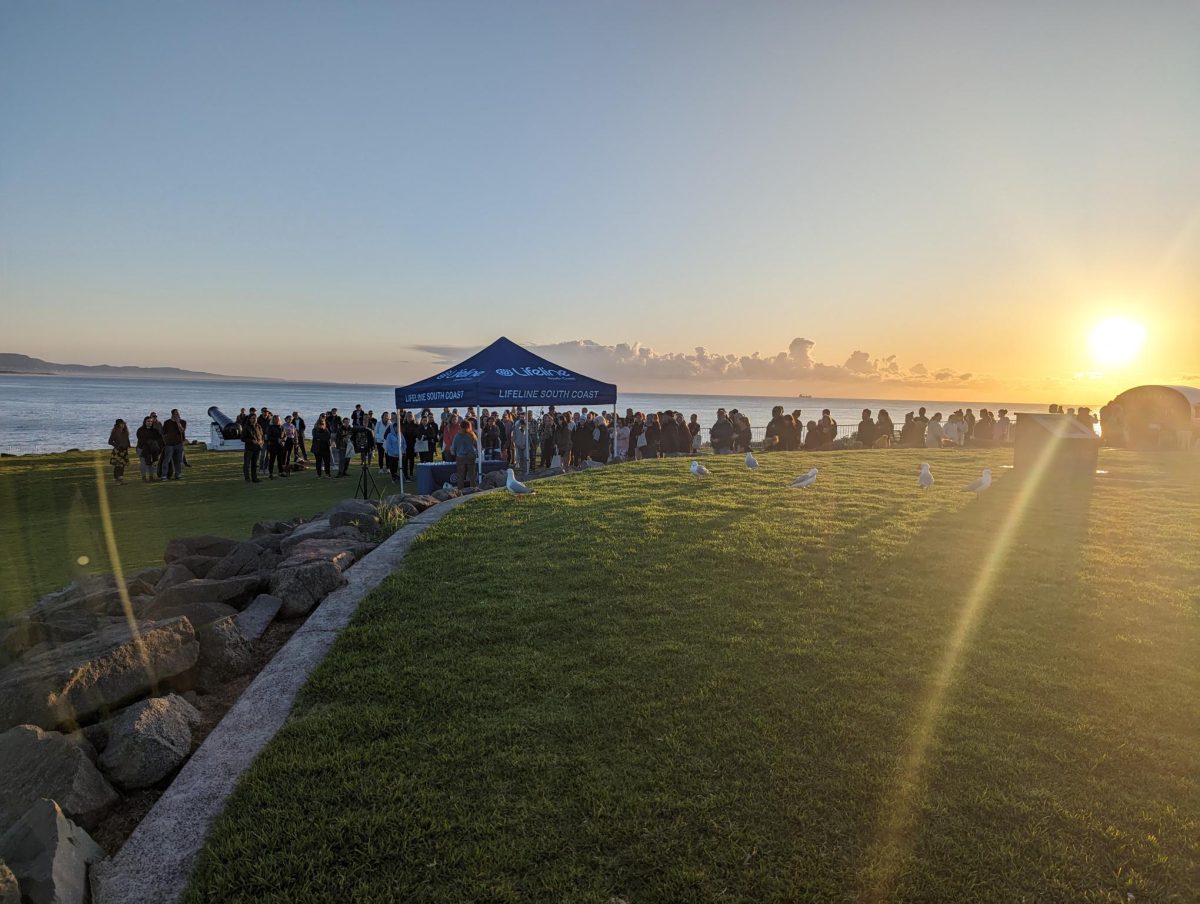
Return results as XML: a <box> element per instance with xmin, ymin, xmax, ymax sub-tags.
<box><xmin>235</xmin><ymin>594</ymin><xmax>282</xmax><ymax>643</ymax></box>
<box><xmin>98</xmin><ymin>694</ymin><xmax>201</xmax><ymax>790</ymax></box>
<box><xmin>0</xmin><ymin>860</ymin><xmax>17</xmax><ymax>904</ymax></box>
<box><xmin>126</xmin><ymin>566</ymin><xmax>164</xmax><ymax>588</ymax></box>
<box><xmin>205</xmin><ymin>541</ymin><xmax>280</xmax><ymax>582</ymax></box>
<box><xmin>403</xmin><ymin>497</ymin><xmax>441</xmax><ymax>511</ymax></box>
<box><xmin>270</xmin><ymin>561</ymin><xmax>346</xmax><ymax>618</ymax></box>
<box><xmin>153</xmin><ymin>562</ymin><xmax>195</xmax><ymax>593</ymax></box>
<box><xmin>249</xmin><ymin>532</ymin><xmax>285</xmax><ymax>553</ymax></box>
<box><xmin>280</xmin><ymin>540</ymin><xmax>364</xmax><ymax>572</ymax></box>
<box><xmin>0</xmin><ymin>725</ymin><xmax>119</xmax><ymax>832</ymax></box>
<box><xmin>431</xmin><ymin>488</ymin><xmax>457</xmax><ymax>502</ymax></box>
<box><xmin>162</xmin><ymin>535</ymin><xmax>240</xmax><ymax>564</ymax></box>
<box><xmin>192</xmin><ymin>618</ymin><xmax>252</xmax><ymax>691</ymax></box>
<box><xmin>328</xmin><ymin>510</ymin><xmax>380</xmax><ymax>531</ymax></box>
<box><xmin>141</xmin><ymin>600</ymin><xmax>237</xmax><ymax>629</ymax></box>
<box><xmin>481</xmin><ymin>469</ymin><xmax>506</xmax><ymax>488</ymax></box>
<box><xmin>251</xmin><ymin>519</ymin><xmax>290</xmax><ymax>538</ymax></box>
<box><xmin>329</xmin><ymin>498</ymin><xmax>378</xmax><ymax>517</ymax></box>
<box><xmin>0</xmin><ymin>800</ymin><xmax>104</xmax><ymax>904</ymax></box>
<box><xmin>152</xmin><ymin>575</ymin><xmax>263</xmax><ymax>611</ymax></box>
<box><xmin>0</xmin><ymin>617</ymin><xmax>199</xmax><ymax>732</ymax></box>
<box><xmin>278</xmin><ymin>519</ymin><xmax>332</xmax><ymax>554</ymax></box>
<box><xmin>172</xmin><ymin>555</ymin><xmax>221</xmax><ymax>579</ymax></box>
<box><xmin>1</xmin><ymin>616</ymin><xmax>128</xmax><ymax>667</ymax></box>
<box><xmin>398</xmin><ymin>501</ymin><xmax>419</xmax><ymax>518</ymax></box>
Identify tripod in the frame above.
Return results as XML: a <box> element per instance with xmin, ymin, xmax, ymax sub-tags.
<box><xmin>354</xmin><ymin>456</ymin><xmax>381</xmax><ymax>500</ymax></box>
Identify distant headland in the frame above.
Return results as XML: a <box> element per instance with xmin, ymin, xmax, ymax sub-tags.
<box><xmin>0</xmin><ymin>353</ymin><xmax>278</xmax><ymax>382</ymax></box>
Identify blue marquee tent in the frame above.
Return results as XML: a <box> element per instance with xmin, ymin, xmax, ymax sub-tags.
<box><xmin>395</xmin><ymin>337</ymin><xmax>618</xmax><ymax>478</ymax></box>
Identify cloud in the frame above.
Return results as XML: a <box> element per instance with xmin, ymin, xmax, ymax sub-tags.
<box><xmin>411</xmin><ymin>338</ymin><xmax>980</xmax><ymax>388</ymax></box>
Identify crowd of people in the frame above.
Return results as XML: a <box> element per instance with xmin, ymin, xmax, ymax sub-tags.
<box><xmin>105</xmin><ymin>398</ymin><xmax>1115</xmax><ymax>487</ymax></box>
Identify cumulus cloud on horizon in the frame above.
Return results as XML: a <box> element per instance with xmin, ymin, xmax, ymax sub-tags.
<box><xmin>411</xmin><ymin>338</ymin><xmax>981</xmax><ymax>389</ymax></box>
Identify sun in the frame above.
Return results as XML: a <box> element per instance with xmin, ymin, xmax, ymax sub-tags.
<box><xmin>1089</xmin><ymin>316</ymin><xmax>1146</xmax><ymax>367</ymax></box>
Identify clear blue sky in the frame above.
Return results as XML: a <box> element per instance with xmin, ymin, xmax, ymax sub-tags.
<box><xmin>2</xmin><ymin>1</ymin><xmax>1197</xmax><ymax>398</ymax></box>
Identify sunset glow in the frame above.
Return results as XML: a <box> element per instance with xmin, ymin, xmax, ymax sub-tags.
<box><xmin>1088</xmin><ymin>317</ymin><xmax>1147</xmax><ymax>368</ymax></box>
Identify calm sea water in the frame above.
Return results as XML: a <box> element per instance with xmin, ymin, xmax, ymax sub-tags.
<box><xmin>0</xmin><ymin>374</ymin><xmax>1066</xmax><ymax>455</ymax></box>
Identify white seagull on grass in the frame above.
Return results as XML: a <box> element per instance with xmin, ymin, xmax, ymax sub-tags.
<box><xmin>690</xmin><ymin>460</ymin><xmax>711</xmax><ymax>477</ymax></box>
<box><xmin>962</xmin><ymin>468</ymin><xmax>992</xmax><ymax>495</ymax></box>
<box><xmin>745</xmin><ymin>451</ymin><xmax>759</xmax><ymax>469</ymax></box>
<box><xmin>919</xmin><ymin>462</ymin><xmax>934</xmax><ymax>489</ymax></box>
<box><xmin>789</xmin><ymin>467</ymin><xmax>819</xmax><ymax>489</ymax></box>
<box><xmin>506</xmin><ymin>468</ymin><xmax>535</xmax><ymax>495</ymax></box>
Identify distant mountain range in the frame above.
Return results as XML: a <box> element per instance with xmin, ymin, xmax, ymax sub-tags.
<box><xmin>0</xmin><ymin>353</ymin><xmax>270</xmax><ymax>382</ymax></box>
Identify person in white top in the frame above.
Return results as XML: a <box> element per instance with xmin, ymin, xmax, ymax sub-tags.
<box><xmin>925</xmin><ymin>413</ymin><xmax>947</xmax><ymax>448</ymax></box>
<box><xmin>374</xmin><ymin>412</ymin><xmax>391</xmax><ymax>474</ymax></box>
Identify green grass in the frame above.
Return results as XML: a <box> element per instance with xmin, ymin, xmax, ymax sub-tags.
<box><xmin>185</xmin><ymin>448</ymin><xmax>1200</xmax><ymax>902</ymax></box>
<box><xmin>0</xmin><ymin>447</ymin><xmax>368</xmax><ymax>615</ymax></box>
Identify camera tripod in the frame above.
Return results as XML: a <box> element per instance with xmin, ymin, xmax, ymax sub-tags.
<box><xmin>354</xmin><ymin>456</ymin><xmax>381</xmax><ymax>500</ymax></box>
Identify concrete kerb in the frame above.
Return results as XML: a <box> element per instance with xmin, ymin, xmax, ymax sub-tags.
<box><xmin>90</xmin><ymin>489</ymin><xmax>497</xmax><ymax>904</ymax></box>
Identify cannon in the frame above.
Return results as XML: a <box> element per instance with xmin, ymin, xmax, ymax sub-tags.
<box><xmin>207</xmin><ymin>406</ymin><xmax>244</xmax><ymax>452</ymax></box>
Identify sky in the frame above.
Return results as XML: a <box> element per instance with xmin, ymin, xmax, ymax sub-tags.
<box><xmin>1</xmin><ymin>1</ymin><xmax>1197</xmax><ymax>401</ymax></box>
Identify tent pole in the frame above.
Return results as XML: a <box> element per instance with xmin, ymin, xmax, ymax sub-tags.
<box><xmin>396</xmin><ymin>407</ymin><xmax>403</xmax><ymax>495</ymax></box>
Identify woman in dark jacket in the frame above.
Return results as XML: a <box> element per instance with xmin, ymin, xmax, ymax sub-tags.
<box><xmin>554</xmin><ymin>415</ymin><xmax>573</xmax><ymax>469</ymax></box>
<box><xmin>417</xmin><ymin>412</ymin><xmax>440</xmax><ymax>463</ymax></box>
<box><xmin>266</xmin><ymin>415</ymin><xmax>287</xmax><ymax>478</ymax></box>
<box><xmin>401</xmin><ymin>412</ymin><xmax>420</xmax><ymax>478</ymax></box>
<box><xmin>135</xmin><ymin>415</ymin><xmax>163</xmax><ymax>482</ymax></box>
<box><xmin>593</xmin><ymin>417</ymin><xmax>611</xmax><ymax>463</ymax></box>
<box><xmin>628</xmin><ymin>416</ymin><xmax>644</xmax><ymax>459</ymax></box>
<box><xmin>482</xmin><ymin>417</ymin><xmax>502</xmax><ymax>461</ymax></box>
<box><xmin>643</xmin><ymin>414</ymin><xmax>661</xmax><ymax>459</ymax></box>
<box><xmin>108</xmin><ymin>419</ymin><xmax>130</xmax><ymax>484</ymax></box>
<box><xmin>310</xmin><ymin>416</ymin><xmax>333</xmax><ymax>477</ymax></box>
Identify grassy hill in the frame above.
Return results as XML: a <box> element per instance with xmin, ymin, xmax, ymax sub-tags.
<box><xmin>0</xmin><ymin>447</ymin><xmax>370</xmax><ymax>615</ymax></box>
<box><xmin>186</xmin><ymin>448</ymin><xmax>1199</xmax><ymax>902</ymax></box>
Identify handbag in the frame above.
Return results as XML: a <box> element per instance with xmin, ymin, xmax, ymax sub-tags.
<box><xmin>550</xmin><ymin>452</ymin><xmax>562</xmax><ymax>469</ymax></box>
<box><xmin>691</xmin><ymin>433</ymin><xmax>702</xmax><ymax>450</ymax></box>
<box><xmin>415</xmin><ymin>438</ymin><xmax>428</xmax><ymax>453</ymax></box>
<box><xmin>636</xmin><ymin>433</ymin><xmax>648</xmax><ymax>448</ymax></box>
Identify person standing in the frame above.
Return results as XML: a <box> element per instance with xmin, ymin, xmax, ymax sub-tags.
<box><xmin>374</xmin><ymin>412</ymin><xmax>391</xmax><ymax>474</ymax></box>
<box><xmin>417</xmin><ymin>411</ymin><xmax>439</xmax><ymax>463</ymax></box>
<box><xmin>311</xmin><ymin>415</ymin><xmax>332</xmax><ymax>477</ymax></box>
<box><xmin>135</xmin><ymin>415</ymin><xmax>163</xmax><ymax>482</ymax></box>
<box><xmin>384</xmin><ymin>419</ymin><xmax>401</xmax><ymax>481</ymax></box>
<box><xmin>108</xmin><ymin>419</ymin><xmax>130</xmax><ymax>484</ymax></box>
<box><xmin>292</xmin><ymin>411</ymin><xmax>307</xmax><ymax>461</ymax></box>
<box><xmin>452</xmin><ymin>418</ymin><xmax>479</xmax><ymax>489</ymax></box>
<box><xmin>242</xmin><ymin>408</ymin><xmax>264</xmax><ymax>482</ymax></box>
<box><xmin>266</xmin><ymin>415</ymin><xmax>287</xmax><ymax>478</ymax></box>
<box><xmin>351</xmin><ymin>404</ymin><xmax>366</xmax><ymax>427</ymax></box>
<box><xmin>337</xmin><ymin>417</ymin><xmax>353</xmax><ymax>477</ymax></box>
<box><xmin>442</xmin><ymin>414</ymin><xmax>461</xmax><ymax>463</ymax></box>
<box><xmin>401</xmin><ymin>411</ymin><xmax>419</xmax><ymax>479</ymax></box>
<box><xmin>282</xmin><ymin>415</ymin><xmax>297</xmax><ymax>468</ymax></box>
<box><xmin>160</xmin><ymin>409</ymin><xmax>186</xmax><ymax>480</ymax></box>
<box><xmin>513</xmin><ymin>414</ymin><xmax>530</xmax><ymax>472</ymax></box>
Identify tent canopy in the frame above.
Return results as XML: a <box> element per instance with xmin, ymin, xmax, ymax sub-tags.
<box><xmin>395</xmin><ymin>336</ymin><xmax>617</xmax><ymax>410</ymax></box>
<box><xmin>1111</xmin><ymin>384</ymin><xmax>1200</xmax><ymax>429</ymax></box>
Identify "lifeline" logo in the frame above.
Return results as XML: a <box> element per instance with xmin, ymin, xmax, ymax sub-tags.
<box><xmin>495</xmin><ymin>367</ymin><xmax>574</xmax><ymax>379</ymax></box>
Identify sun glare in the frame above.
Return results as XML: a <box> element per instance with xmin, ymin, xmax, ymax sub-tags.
<box><xmin>1088</xmin><ymin>316</ymin><xmax>1146</xmax><ymax>367</ymax></box>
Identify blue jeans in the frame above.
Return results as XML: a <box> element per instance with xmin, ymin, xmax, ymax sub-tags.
<box><xmin>160</xmin><ymin>444</ymin><xmax>183</xmax><ymax>478</ymax></box>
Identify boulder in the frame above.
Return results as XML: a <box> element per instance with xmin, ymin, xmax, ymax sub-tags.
<box><xmin>270</xmin><ymin>561</ymin><xmax>346</xmax><ymax>618</ymax></box>
<box><xmin>98</xmin><ymin>694</ymin><xmax>201</xmax><ymax>790</ymax></box>
<box><xmin>0</xmin><ymin>617</ymin><xmax>199</xmax><ymax>731</ymax></box>
<box><xmin>0</xmin><ymin>800</ymin><xmax>104</xmax><ymax>904</ymax></box>
<box><xmin>251</xmin><ymin>519</ymin><xmax>291</xmax><ymax>538</ymax></box>
<box><xmin>280</xmin><ymin>540</ymin><xmax>364</xmax><ymax>572</ymax></box>
<box><xmin>398</xmin><ymin>501</ymin><xmax>419</xmax><ymax>518</ymax></box>
<box><xmin>250</xmin><ymin>532</ymin><xmax>285</xmax><ymax>553</ymax></box>
<box><xmin>403</xmin><ymin>497</ymin><xmax>441</xmax><ymax>511</ymax></box>
<box><xmin>1</xmin><ymin>615</ymin><xmax>128</xmax><ymax>668</ymax></box>
<box><xmin>152</xmin><ymin>575</ymin><xmax>262</xmax><ymax>611</ymax></box>
<box><xmin>205</xmin><ymin>541</ymin><xmax>280</xmax><ymax>581</ymax></box>
<box><xmin>172</xmin><ymin>554</ymin><xmax>221</xmax><ymax>578</ymax></box>
<box><xmin>192</xmin><ymin>617</ymin><xmax>252</xmax><ymax>691</ymax></box>
<box><xmin>277</xmin><ymin>519</ymin><xmax>333</xmax><ymax>554</ymax></box>
<box><xmin>0</xmin><ymin>860</ymin><xmax>17</xmax><ymax>904</ymax></box>
<box><xmin>481</xmin><ymin>469</ymin><xmax>507</xmax><ymax>489</ymax></box>
<box><xmin>141</xmin><ymin>600</ymin><xmax>237</xmax><ymax>629</ymax></box>
<box><xmin>162</xmin><ymin>535</ymin><xmax>240</xmax><ymax>564</ymax></box>
<box><xmin>329</xmin><ymin>510</ymin><xmax>380</xmax><ymax>531</ymax></box>
<box><xmin>0</xmin><ymin>726</ymin><xmax>119</xmax><ymax>832</ymax></box>
<box><xmin>329</xmin><ymin>498</ymin><xmax>378</xmax><ymax>518</ymax></box>
<box><xmin>152</xmin><ymin>562</ymin><xmax>194</xmax><ymax>593</ymax></box>
<box><xmin>126</xmin><ymin>565</ymin><xmax>164</xmax><ymax>588</ymax></box>
<box><xmin>234</xmin><ymin>594</ymin><xmax>282</xmax><ymax>643</ymax></box>
<box><xmin>431</xmin><ymin>488</ymin><xmax>458</xmax><ymax>502</ymax></box>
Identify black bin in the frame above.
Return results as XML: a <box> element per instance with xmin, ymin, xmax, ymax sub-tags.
<box><xmin>1012</xmin><ymin>413</ymin><xmax>1099</xmax><ymax>473</ymax></box>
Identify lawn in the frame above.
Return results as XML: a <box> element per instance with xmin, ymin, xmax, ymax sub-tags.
<box><xmin>186</xmin><ymin>448</ymin><xmax>1199</xmax><ymax>902</ymax></box>
<box><xmin>0</xmin><ymin>447</ymin><xmax>371</xmax><ymax>616</ymax></box>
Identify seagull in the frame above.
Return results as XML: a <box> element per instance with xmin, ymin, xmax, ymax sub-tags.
<box><xmin>690</xmin><ymin>460</ymin><xmax>711</xmax><ymax>477</ymax></box>
<box><xmin>505</xmin><ymin>468</ymin><xmax>534</xmax><ymax>495</ymax></box>
<box><xmin>745</xmin><ymin>451</ymin><xmax>759</xmax><ymax>469</ymax></box>
<box><xmin>789</xmin><ymin>467</ymin><xmax>818</xmax><ymax>489</ymax></box>
<box><xmin>962</xmin><ymin>468</ymin><xmax>992</xmax><ymax>494</ymax></box>
<box><xmin>919</xmin><ymin>462</ymin><xmax>934</xmax><ymax>489</ymax></box>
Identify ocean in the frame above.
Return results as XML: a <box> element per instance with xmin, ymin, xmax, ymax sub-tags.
<box><xmin>0</xmin><ymin>374</ymin><xmax>1065</xmax><ymax>455</ymax></box>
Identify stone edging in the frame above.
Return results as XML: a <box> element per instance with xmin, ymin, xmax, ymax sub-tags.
<box><xmin>90</xmin><ymin>491</ymin><xmax>492</xmax><ymax>904</ymax></box>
